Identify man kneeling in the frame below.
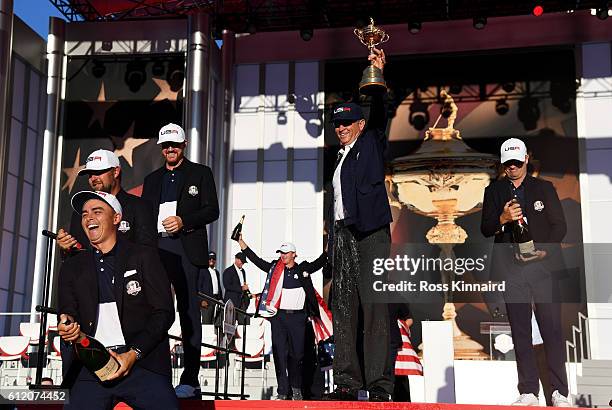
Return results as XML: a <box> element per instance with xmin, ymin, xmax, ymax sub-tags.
<box><xmin>58</xmin><ymin>191</ymin><xmax>177</xmax><ymax>410</ymax></box>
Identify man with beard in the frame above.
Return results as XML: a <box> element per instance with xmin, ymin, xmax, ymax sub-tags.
<box><xmin>142</xmin><ymin>123</ymin><xmax>220</xmax><ymax>399</ymax></box>
<box><xmin>56</xmin><ymin>149</ymin><xmax>156</xmax><ymax>252</ymax></box>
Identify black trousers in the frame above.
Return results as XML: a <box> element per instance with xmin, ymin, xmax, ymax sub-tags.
<box><xmin>502</xmin><ymin>253</ymin><xmax>568</xmax><ymax>397</ymax></box>
<box><xmin>158</xmin><ymin>236</ymin><xmax>202</xmax><ymax>387</ymax></box>
<box><xmin>65</xmin><ymin>366</ymin><xmax>178</xmax><ymax>410</ymax></box>
<box><xmin>269</xmin><ymin>309</ymin><xmax>307</xmax><ymax>396</ymax></box>
<box><xmin>332</xmin><ymin>224</ymin><xmax>393</xmax><ymax>394</ymax></box>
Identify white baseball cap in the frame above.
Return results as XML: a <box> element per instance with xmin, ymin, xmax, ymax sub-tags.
<box><xmin>158</xmin><ymin>123</ymin><xmax>186</xmax><ymax>144</ymax></box>
<box><xmin>71</xmin><ymin>190</ymin><xmax>123</xmax><ymax>215</ymax></box>
<box><xmin>78</xmin><ymin>149</ymin><xmax>120</xmax><ymax>175</ymax></box>
<box><xmin>276</xmin><ymin>242</ymin><xmax>297</xmax><ymax>253</ymax></box>
<box><xmin>500</xmin><ymin>138</ymin><xmax>527</xmax><ymax>164</ymax></box>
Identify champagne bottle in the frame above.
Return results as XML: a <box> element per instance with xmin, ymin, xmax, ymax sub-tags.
<box><xmin>65</xmin><ymin>322</ymin><xmax>120</xmax><ymax>382</ymax></box>
<box><xmin>231</xmin><ymin>215</ymin><xmax>245</xmax><ymax>241</ymax></box>
<box><xmin>510</xmin><ymin>197</ymin><xmax>536</xmax><ymax>257</ymax></box>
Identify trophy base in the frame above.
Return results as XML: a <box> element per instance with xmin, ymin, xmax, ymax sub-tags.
<box><xmin>359</xmin><ymin>65</ymin><xmax>387</xmax><ymax>96</ymax></box>
<box><xmin>359</xmin><ymin>81</ymin><xmax>388</xmax><ymax>96</ymax></box>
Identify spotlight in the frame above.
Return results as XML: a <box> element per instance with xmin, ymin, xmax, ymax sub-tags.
<box><xmin>101</xmin><ymin>41</ymin><xmax>113</xmax><ymax>51</ymax></box>
<box><xmin>550</xmin><ymin>80</ymin><xmax>574</xmax><ymax>113</ymax></box>
<box><xmin>496</xmin><ymin>99</ymin><xmax>510</xmax><ymax>115</ymax></box>
<box><xmin>473</xmin><ymin>16</ymin><xmax>487</xmax><ymax>29</ymax></box>
<box><xmin>152</xmin><ymin>60</ymin><xmax>165</xmax><ymax>77</ymax></box>
<box><xmin>532</xmin><ymin>4</ymin><xmax>544</xmax><ymax>16</ymax></box>
<box><xmin>247</xmin><ymin>20</ymin><xmax>257</xmax><ymax>34</ymax></box>
<box><xmin>300</xmin><ymin>28</ymin><xmax>313</xmax><ymax>41</ymax></box>
<box><xmin>501</xmin><ymin>82</ymin><xmax>515</xmax><ymax>93</ymax></box>
<box><xmin>409</xmin><ymin>100</ymin><xmax>429</xmax><ymax>131</ymax></box>
<box><xmin>124</xmin><ymin>61</ymin><xmax>146</xmax><ymax>93</ymax></box>
<box><xmin>517</xmin><ymin>97</ymin><xmax>540</xmax><ymax>131</ymax></box>
<box><xmin>166</xmin><ymin>59</ymin><xmax>185</xmax><ymax>92</ymax></box>
<box><xmin>595</xmin><ymin>4</ymin><xmax>610</xmax><ymax>19</ymax></box>
<box><xmin>91</xmin><ymin>60</ymin><xmax>105</xmax><ymax>78</ymax></box>
<box><xmin>408</xmin><ymin>21</ymin><xmax>421</xmax><ymax>34</ymax></box>
<box><xmin>449</xmin><ymin>84</ymin><xmax>462</xmax><ymax>95</ymax></box>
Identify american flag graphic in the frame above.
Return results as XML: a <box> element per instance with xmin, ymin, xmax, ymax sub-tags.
<box><xmin>256</xmin><ymin>259</ymin><xmax>285</xmax><ymax>317</ymax></box>
<box><xmin>395</xmin><ymin>320</ymin><xmax>423</xmax><ymax>376</ymax></box>
<box><xmin>311</xmin><ymin>289</ymin><xmax>333</xmax><ymax>343</ymax></box>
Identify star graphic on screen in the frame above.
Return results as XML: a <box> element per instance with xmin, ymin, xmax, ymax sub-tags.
<box><xmin>88</xmin><ymin>81</ymin><xmax>115</xmax><ymax>128</ymax></box>
<box><xmin>152</xmin><ymin>78</ymin><xmax>180</xmax><ymax>102</ymax></box>
<box><xmin>61</xmin><ymin>148</ymin><xmax>83</xmax><ymax>192</ymax></box>
<box><xmin>113</xmin><ymin>122</ymin><xmax>148</xmax><ymax>167</ymax></box>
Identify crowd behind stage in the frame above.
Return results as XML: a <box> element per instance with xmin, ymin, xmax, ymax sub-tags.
<box><xmin>53</xmin><ymin>49</ymin><xmax>572</xmax><ymax>408</ymax></box>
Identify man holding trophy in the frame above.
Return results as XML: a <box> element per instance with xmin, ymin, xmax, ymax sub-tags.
<box><xmin>325</xmin><ymin>18</ymin><xmax>394</xmax><ymax>402</ymax></box>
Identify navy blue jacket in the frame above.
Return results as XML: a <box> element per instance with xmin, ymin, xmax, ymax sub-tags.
<box><xmin>329</xmin><ymin>96</ymin><xmax>393</xmax><ymax>237</ymax></box>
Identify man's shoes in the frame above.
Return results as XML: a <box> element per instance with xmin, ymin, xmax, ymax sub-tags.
<box><xmin>511</xmin><ymin>393</ymin><xmax>539</xmax><ymax>406</ymax></box>
<box><xmin>291</xmin><ymin>387</ymin><xmax>303</xmax><ymax>401</ymax></box>
<box><xmin>551</xmin><ymin>390</ymin><xmax>572</xmax><ymax>407</ymax></box>
<box><xmin>322</xmin><ymin>386</ymin><xmax>358</xmax><ymax>401</ymax></box>
<box><xmin>368</xmin><ymin>387</ymin><xmax>392</xmax><ymax>402</ymax></box>
<box><xmin>271</xmin><ymin>394</ymin><xmax>288</xmax><ymax>400</ymax></box>
<box><xmin>174</xmin><ymin>384</ymin><xmax>201</xmax><ymax>399</ymax></box>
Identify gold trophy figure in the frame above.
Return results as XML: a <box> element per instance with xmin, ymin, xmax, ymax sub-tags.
<box><xmin>354</xmin><ymin>17</ymin><xmax>389</xmax><ymax>95</ymax></box>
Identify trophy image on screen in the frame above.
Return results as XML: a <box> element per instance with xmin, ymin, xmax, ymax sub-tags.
<box><xmin>354</xmin><ymin>17</ymin><xmax>389</xmax><ymax>95</ymax></box>
<box><xmin>390</xmin><ymin>90</ymin><xmax>497</xmax><ymax>359</ymax></box>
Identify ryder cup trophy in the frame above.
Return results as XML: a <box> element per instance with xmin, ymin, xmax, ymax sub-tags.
<box><xmin>354</xmin><ymin>17</ymin><xmax>389</xmax><ymax>95</ymax></box>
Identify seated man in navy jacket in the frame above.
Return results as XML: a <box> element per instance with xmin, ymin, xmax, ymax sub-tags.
<box><xmin>57</xmin><ymin>191</ymin><xmax>176</xmax><ymax>410</ymax></box>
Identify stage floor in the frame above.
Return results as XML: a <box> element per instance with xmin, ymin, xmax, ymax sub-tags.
<box><xmin>19</xmin><ymin>400</ymin><xmax>582</xmax><ymax>409</ymax></box>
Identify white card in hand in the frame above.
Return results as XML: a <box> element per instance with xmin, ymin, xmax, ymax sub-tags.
<box><xmin>157</xmin><ymin>201</ymin><xmax>177</xmax><ymax>233</ymax></box>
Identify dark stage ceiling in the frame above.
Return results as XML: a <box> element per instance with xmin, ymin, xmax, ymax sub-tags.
<box><xmin>51</xmin><ymin>0</ymin><xmax>610</xmax><ymax>34</ymax></box>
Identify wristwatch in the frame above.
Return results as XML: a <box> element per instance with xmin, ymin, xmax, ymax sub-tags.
<box><xmin>130</xmin><ymin>346</ymin><xmax>143</xmax><ymax>361</ymax></box>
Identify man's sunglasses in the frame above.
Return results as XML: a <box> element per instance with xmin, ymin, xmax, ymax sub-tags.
<box><xmin>161</xmin><ymin>142</ymin><xmax>184</xmax><ymax>150</ymax></box>
<box><xmin>333</xmin><ymin>120</ymin><xmax>357</xmax><ymax>128</ymax></box>
<box><xmin>85</xmin><ymin>168</ymin><xmax>113</xmax><ymax>177</ymax></box>
<box><xmin>503</xmin><ymin>160</ymin><xmax>524</xmax><ymax>168</ymax></box>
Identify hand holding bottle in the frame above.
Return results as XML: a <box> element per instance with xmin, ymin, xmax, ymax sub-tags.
<box><xmin>500</xmin><ymin>200</ymin><xmax>523</xmax><ymax>225</ymax></box>
<box><xmin>105</xmin><ymin>350</ymin><xmax>138</xmax><ymax>381</ymax></box>
<box><xmin>58</xmin><ymin>314</ymin><xmax>80</xmax><ymax>343</ymax></box>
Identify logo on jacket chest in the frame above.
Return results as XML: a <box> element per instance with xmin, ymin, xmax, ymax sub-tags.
<box><xmin>533</xmin><ymin>200</ymin><xmax>544</xmax><ymax>212</ymax></box>
<box><xmin>126</xmin><ymin>280</ymin><xmax>141</xmax><ymax>296</ymax></box>
<box><xmin>118</xmin><ymin>220</ymin><xmax>131</xmax><ymax>233</ymax></box>
<box><xmin>188</xmin><ymin>185</ymin><xmax>199</xmax><ymax>196</ymax></box>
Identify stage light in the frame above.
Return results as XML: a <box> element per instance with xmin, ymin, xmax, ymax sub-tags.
<box><xmin>101</xmin><ymin>41</ymin><xmax>113</xmax><ymax>51</ymax></box>
<box><xmin>473</xmin><ymin>16</ymin><xmax>487</xmax><ymax>29</ymax></box>
<box><xmin>247</xmin><ymin>20</ymin><xmax>257</xmax><ymax>34</ymax></box>
<box><xmin>166</xmin><ymin>59</ymin><xmax>185</xmax><ymax>92</ymax></box>
<box><xmin>501</xmin><ymin>82</ymin><xmax>515</xmax><ymax>93</ymax></box>
<box><xmin>152</xmin><ymin>60</ymin><xmax>165</xmax><ymax>77</ymax></box>
<box><xmin>91</xmin><ymin>60</ymin><xmax>105</xmax><ymax>78</ymax></box>
<box><xmin>408</xmin><ymin>21</ymin><xmax>421</xmax><ymax>34</ymax></box>
<box><xmin>125</xmin><ymin>61</ymin><xmax>146</xmax><ymax>93</ymax></box>
<box><xmin>550</xmin><ymin>80</ymin><xmax>573</xmax><ymax>113</ymax></box>
<box><xmin>300</xmin><ymin>28</ymin><xmax>313</xmax><ymax>41</ymax></box>
<box><xmin>449</xmin><ymin>84</ymin><xmax>462</xmax><ymax>95</ymax></box>
<box><xmin>496</xmin><ymin>99</ymin><xmax>509</xmax><ymax>115</ymax></box>
<box><xmin>517</xmin><ymin>97</ymin><xmax>540</xmax><ymax>131</ymax></box>
<box><xmin>409</xmin><ymin>100</ymin><xmax>429</xmax><ymax>131</ymax></box>
<box><xmin>532</xmin><ymin>4</ymin><xmax>544</xmax><ymax>16</ymax></box>
<box><xmin>595</xmin><ymin>5</ymin><xmax>610</xmax><ymax>19</ymax></box>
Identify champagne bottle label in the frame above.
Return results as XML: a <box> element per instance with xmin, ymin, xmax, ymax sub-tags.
<box><xmin>518</xmin><ymin>240</ymin><xmax>536</xmax><ymax>255</ymax></box>
<box><xmin>95</xmin><ymin>356</ymin><xmax>120</xmax><ymax>381</ymax></box>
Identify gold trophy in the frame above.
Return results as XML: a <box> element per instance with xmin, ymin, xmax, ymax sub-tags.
<box><xmin>354</xmin><ymin>17</ymin><xmax>389</xmax><ymax>95</ymax></box>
